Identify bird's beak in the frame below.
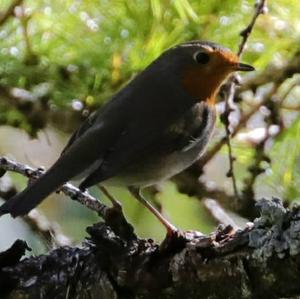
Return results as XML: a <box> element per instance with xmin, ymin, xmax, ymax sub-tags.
<box><xmin>235</xmin><ymin>62</ymin><xmax>255</xmax><ymax>72</ymax></box>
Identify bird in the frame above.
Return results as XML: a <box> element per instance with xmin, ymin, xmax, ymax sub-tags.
<box><xmin>0</xmin><ymin>41</ymin><xmax>254</xmax><ymax>235</ymax></box>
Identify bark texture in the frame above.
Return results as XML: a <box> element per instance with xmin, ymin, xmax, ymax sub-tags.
<box><xmin>1</xmin><ymin>198</ymin><xmax>300</xmax><ymax>299</ymax></box>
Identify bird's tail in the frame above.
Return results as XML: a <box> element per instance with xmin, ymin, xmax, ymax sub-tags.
<box><xmin>0</xmin><ymin>163</ymin><xmax>73</xmax><ymax>217</ymax></box>
<box><xmin>0</xmin><ymin>125</ymin><xmax>110</xmax><ymax>217</ymax></box>
<box><xmin>0</xmin><ymin>149</ymin><xmax>96</xmax><ymax>217</ymax></box>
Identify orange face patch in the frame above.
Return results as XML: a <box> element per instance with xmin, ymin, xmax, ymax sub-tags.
<box><xmin>181</xmin><ymin>49</ymin><xmax>239</xmax><ymax>104</ymax></box>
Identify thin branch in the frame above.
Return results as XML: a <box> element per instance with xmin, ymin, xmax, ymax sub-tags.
<box><xmin>222</xmin><ymin>0</ymin><xmax>267</xmax><ymax>202</ymax></box>
<box><xmin>241</xmin><ymin>80</ymin><xmax>298</xmax><ymax>204</ymax></box>
<box><xmin>222</xmin><ymin>83</ymin><xmax>240</xmax><ymax>200</ymax></box>
<box><xmin>241</xmin><ymin>134</ymin><xmax>270</xmax><ymax>203</ymax></box>
<box><xmin>2</xmin><ymin>198</ymin><xmax>300</xmax><ymax>299</ymax></box>
<box><xmin>0</xmin><ymin>0</ymin><xmax>23</xmax><ymax>27</ymax></box>
<box><xmin>0</xmin><ymin>157</ymin><xmax>109</xmax><ymax>218</ymax></box>
<box><xmin>237</xmin><ymin>0</ymin><xmax>268</xmax><ymax>56</ymax></box>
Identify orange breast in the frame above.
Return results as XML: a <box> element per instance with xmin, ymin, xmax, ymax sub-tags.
<box><xmin>181</xmin><ymin>66</ymin><xmax>229</xmax><ymax>105</ymax></box>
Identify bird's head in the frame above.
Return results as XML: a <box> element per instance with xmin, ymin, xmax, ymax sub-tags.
<box><xmin>161</xmin><ymin>41</ymin><xmax>254</xmax><ymax>103</ymax></box>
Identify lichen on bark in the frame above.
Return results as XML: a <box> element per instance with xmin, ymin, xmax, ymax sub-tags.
<box><xmin>1</xmin><ymin>198</ymin><xmax>300</xmax><ymax>299</ymax></box>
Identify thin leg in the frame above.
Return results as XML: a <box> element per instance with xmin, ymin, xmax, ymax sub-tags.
<box><xmin>99</xmin><ymin>185</ymin><xmax>121</xmax><ymax>208</ymax></box>
<box><xmin>128</xmin><ymin>186</ymin><xmax>177</xmax><ymax>235</ymax></box>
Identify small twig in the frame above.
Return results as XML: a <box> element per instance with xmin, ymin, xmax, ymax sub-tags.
<box><xmin>203</xmin><ymin>198</ymin><xmax>239</xmax><ymax>229</ymax></box>
<box><xmin>241</xmin><ymin>135</ymin><xmax>270</xmax><ymax>203</ymax></box>
<box><xmin>238</xmin><ymin>0</ymin><xmax>268</xmax><ymax>56</ymax></box>
<box><xmin>221</xmin><ymin>0</ymin><xmax>267</xmax><ymax>201</ymax></box>
<box><xmin>241</xmin><ymin>79</ymin><xmax>295</xmax><ymax>202</ymax></box>
<box><xmin>222</xmin><ymin>83</ymin><xmax>240</xmax><ymax>199</ymax></box>
<box><xmin>0</xmin><ymin>0</ymin><xmax>23</xmax><ymax>27</ymax></box>
<box><xmin>0</xmin><ymin>157</ymin><xmax>109</xmax><ymax>218</ymax></box>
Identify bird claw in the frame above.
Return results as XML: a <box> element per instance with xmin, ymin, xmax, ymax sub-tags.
<box><xmin>214</xmin><ymin>224</ymin><xmax>236</xmax><ymax>243</ymax></box>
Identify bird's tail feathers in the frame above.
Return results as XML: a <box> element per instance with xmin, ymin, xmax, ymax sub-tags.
<box><xmin>0</xmin><ymin>165</ymin><xmax>72</xmax><ymax>217</ymax></box>
<box><xmin>0</xmin><ymin>126</ymin><xmax>110</xmax><ymax>217</ymax></box>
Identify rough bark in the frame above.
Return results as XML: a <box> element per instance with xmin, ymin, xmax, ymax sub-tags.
<box><xmin>1</xmin><ymin>198</ymin><xmax>300</xmax><ymax>299</ymax></box>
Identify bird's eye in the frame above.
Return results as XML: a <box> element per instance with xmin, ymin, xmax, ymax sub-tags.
<box><xmin>194</xmin><ymin>52</ymin><xmax>210</xmax><ymax>64</ymax></box>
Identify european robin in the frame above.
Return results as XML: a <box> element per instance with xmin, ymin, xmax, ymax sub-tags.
<box><xmin>0</xmin><ymin>41</ymin><xmax>254</xmax><ymax>234</ymax></box>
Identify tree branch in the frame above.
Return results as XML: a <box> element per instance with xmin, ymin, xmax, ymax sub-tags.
<box><xmin>221</xmin><ymin>0</ymin><xmax>267</xmax><ymax>201</ymax></box>
<box><xmin>1</xmin><ymin>198</ymin><xmax>300</xmax><ymax>298</ymax></box>
<box><xmin>0</xmin><ymin>157</ymin><xmax>109</xmax><ymax>217</ymax></box>
<box><xmin>237</xmin><ymin>0</ymin><xmax>268</xmax><ymax>56</ymax></box>
<box><xmin>0</xmin><ymin>156</ymin><xmax>136</xmax><ymax>243</ymax></box>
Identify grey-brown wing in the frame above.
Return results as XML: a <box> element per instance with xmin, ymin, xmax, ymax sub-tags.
<box><xmin>0</xmin><ymin>101</ymin><xmax>126</xmax><ymax>217</ymax></box>
<box><xmin>61</xmin><ymin>109</ymin><xmax>100</xmax><ymax>156</ymax></box>
<box><xmin>78</xmin><ymin>102</ymin><xmax>213</xmax><ymax>189</ymax></box>
<box><xmin>78</xmin><ymin>117</ymin><xmax>166</xmax><ymax>189</ymax></box>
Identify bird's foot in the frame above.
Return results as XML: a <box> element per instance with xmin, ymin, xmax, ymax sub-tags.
<box><xmin>214</xmin><ymin>224</ymin><xmax>237</xmax><ymax>244</ymax></box>
<box><xmin>99</xmin><ymin>185</ymin><xmax>122</xmax><ymax>208</ymax></box>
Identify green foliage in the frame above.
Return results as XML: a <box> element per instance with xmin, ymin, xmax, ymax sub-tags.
<box><xmin>0</xmin><ymin>0</ymin><xmax>298</xmax><ymax>135</ymax></box>
<box><xmin>0</xmin><ymin>0</ymin><xmax>299</xmax><ymax>108</ymax></box>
